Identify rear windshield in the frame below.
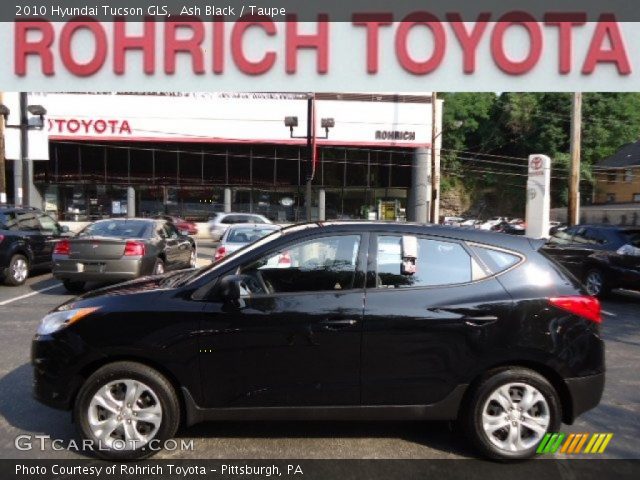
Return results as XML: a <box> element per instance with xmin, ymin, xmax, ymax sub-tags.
<box><xmin>227</xmin><ymin>227</ymin><xmax>277</xmax><ymax>243</ymax></box>
<box><xmin>79</xmin><ymin>220</ymin><xmax>150</xmax><ymax>238</ymax></box>
<box><xmin>623</xmin><ymin>230</ymin><xmax>640</xmax><ymax>247</ymax></box>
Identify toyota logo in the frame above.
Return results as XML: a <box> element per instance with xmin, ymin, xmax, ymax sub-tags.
<box><xmin>530</xmin><ymin>156</ymin><xmax>543</xmax><ymax>170</ymax></box>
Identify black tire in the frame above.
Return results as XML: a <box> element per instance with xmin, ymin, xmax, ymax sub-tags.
<box><xmin>4</xmin><ymin>254</ymin><xmax>29</xmax><ymax>286</ymax></box>
<box><xmin>462</xmin><ymin>367</ymin><xmax>561</xmax><ymax>461</ymax></box>
<box><xmin>152</xmin><ymin>258</ymin><xmax>165</xmax><ymax>275</ymax></box>
<box><xmin>63</xmin><ymin>280</ymin><xmax>85</xmax><ymax>293</ymax></box>
<box><xmin>583</xmin><ymin>268</ymin><xmax>611</xmax><ymax>298</ymax></box>
<box><xmin>73</xmin><ymin>361</ymin><xmax>180</xmax><ymax>460</ymax></box>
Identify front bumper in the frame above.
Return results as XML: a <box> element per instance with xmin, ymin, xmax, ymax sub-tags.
<box><xmin>565</xmin><ymin>372</ymin><xmax>605</xmax><ymax>423</ymax></box>
<box><xmin>31</xmin><ymin>335</ymin><xmax>87</xmax><ymax>410</ymax></box>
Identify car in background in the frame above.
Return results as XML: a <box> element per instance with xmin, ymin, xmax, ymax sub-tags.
<box><xmin>214</xmin><ymin>223</ymin><xmax>282</xmax><ymax>261</ymax></box>
<box><xmin>442</xmin><ymin>216</ymin><xmax>465</xmax><ymax>226</ymax></box>
<box><xmin>156</xmin><ymin>215</ymin><xmax>198</xmax><ymax>236</ymax></box>
<box><xmin>542</xmin><ymin>224</ymin><xmax>640</xmax><ymax>297</ymax></box>
<box><xmin>207</xmin><ymin>212</ymin><xmax>272</xmax><ymax>241</ymax></box>
<box><xmin>0</xmin><ymin>205</ymin><xmax>70</xmax><ymax>286</ymax></box>
<box><xmin>52</xmin><ymin>218</ymin><xmax>196</xmax><ymax>292</ymax></box>
<box><xmin>33</xmin><ymin>222</ymin><xmax>604</xmax><ymax>460</ymax></box>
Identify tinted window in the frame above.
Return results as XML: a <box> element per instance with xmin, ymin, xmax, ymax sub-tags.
<box><xmin>584</xmin><ymin>228</ymin><xmax>608</xmax><ymax>245</ymax></box>
<box><xmin>38</xmin><ymin>214</ymin><xmax>59</xmax><ymax>233</ymax></box>
<box><xmin>472</xmin><ymin>245</ymin><xmax>521</xmax><ymax>274</ymax></box>
<box><xmin>0</xmin><ymin>212</ymin><xmax>18</xmax><ymax>231</ymax></box>
<box><xmin>79</xmin><ymin>220</ymin><xmax>150</xmax><ymax>238</ymax></box>
<box><xmin>549</xmin><ymin>228</ymin><xmax>574</xmax><ymax>245</ymax></box>
<box><xmin>376</xmin><ymin>236</ymin><xmax>472</xmax><ymax>288</ymax></box>
<box><xmin>220</xmin><ymin>215</ymin><xmax>237</xmax><ymax>224</ymax></box>
<box><xmin>241</xmin><ymin>234</ymin><xmax>361</xmax><ymax>293</ymax></box>
<box><xmin>16</xmin><ymin>212</ymin><xmax>40</xmax><ymax>231</ymax></box>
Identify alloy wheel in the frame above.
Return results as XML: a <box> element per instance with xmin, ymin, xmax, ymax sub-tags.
<box><xmin>11</xmin><ymin>258</ymin><xmax>28</xmax><ymax>283</ymax></box>
<box><xmin>481</xmin><ymin>382</ymin><xmax>550</xmax><ymax>453</ymax></box>
<box><xmin>585</xmin><ymin>271</ymin><xmax>603</xmax><ymax>296</ymax></box>
<box><xmin>87</xmin><ymin>379</ymin><xmax>162</xmax><ymax>450</ymax></box>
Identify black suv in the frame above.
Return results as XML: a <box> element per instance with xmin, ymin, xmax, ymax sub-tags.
<box><xmin>543</xmin><ymin>224</ymin><xmax>640</xmax><ymax>297</ymax></box>
<box><xmin>32</xmin><ymin>222</ymin><xmax>604</xmax><ymax>460</ymax></box>
<box><xmin>0</xmin><ymin>205</ymin><xmax>69</xmax><ymax>285</ymax></box>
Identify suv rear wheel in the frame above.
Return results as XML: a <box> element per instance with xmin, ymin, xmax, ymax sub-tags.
<box><xmin>584</xmin><ymin>268</ymin><xmax>610</xmax><ymax>298</ymax></box>
<box><xmin>463</xmin><ymin>367</ymin><xmax>561</xmax><ymax>460</ymax></box>
<box><xmin>5</xmin><ymin>254</ymin><xmax>29</xmax><ymax>286</ymax></box>
<box><xmin>73</xmin><ymin>361</ymin><xmax>180</xmax><ymax>460</ymax></box>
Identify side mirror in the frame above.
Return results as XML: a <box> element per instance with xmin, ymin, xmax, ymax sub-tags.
<box><xmin>218</xmin><ymin>275</ymin><xmax>244</xmax><ymax>303</ymax></box>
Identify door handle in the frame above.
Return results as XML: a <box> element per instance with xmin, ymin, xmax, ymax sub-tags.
<box><xmin>318</xmin><ymin>319</ymin><xmax>358</xmax><ymax>331</ymax></box>
<box><xmin>463</xmin><ymin>315</ymin><xmax>498</xmax><ymax>327</ymax></box>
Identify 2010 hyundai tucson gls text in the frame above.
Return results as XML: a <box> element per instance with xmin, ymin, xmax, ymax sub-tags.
<box><xmin>31</xmin><ymin>222</ymin><xmax>605</xmax><ymax>461</ymax></box>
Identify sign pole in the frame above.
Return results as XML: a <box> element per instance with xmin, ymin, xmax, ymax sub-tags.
<box><xmin>0</xmin><ymin>92</ymin><xmax>6</xmax><ymax>204</ymax></box>
<box><xmin>525</xmin><ymin>154</ymin><xmax>551</xmax><ymax>239</ymax></box>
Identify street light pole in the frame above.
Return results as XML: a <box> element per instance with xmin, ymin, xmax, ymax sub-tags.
<box><xmin>305</xmin><ymin>95</ymin><xmax>313</xmax><ymax>222</ymax></box>
<box><xmin>20</xmin><ymin>92</ymin><xmax>30</xmax><ymax>207</ymax></box>
<box><xmin>568</xmin><ymin>92</ymin><xmax>582</xmax><ymax>227</ymax></box>
<box><xmin>430</xmin><ymin>92</ymin><xmax>440</xmax><ymax>224</ymax></box>
<box><xmin>0</xmin><ymin>92</ymin><xmax>6</xmax><ymax>204</ymax></box>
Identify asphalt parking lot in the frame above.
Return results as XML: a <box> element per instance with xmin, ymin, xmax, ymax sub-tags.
<box><xmin>0</xmin><ymin>240</ymin><xmax>638</xmax><ymax>460</ymax></box>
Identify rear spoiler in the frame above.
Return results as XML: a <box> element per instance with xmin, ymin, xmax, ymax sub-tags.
<box><xmin>527</xmin><ymin>238</ymin><xmax>548</xmax><ymax>251</ymax></box>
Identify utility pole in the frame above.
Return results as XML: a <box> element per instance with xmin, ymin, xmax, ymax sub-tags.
<box><xmin>568</xmin><ymin>92</ymin><xmax>582</xmax><ymax>226</ymax></box>
<box><xmin>430</xmin><ymin>92</ymin><xmax>440</xmax><ymax>223</ymax></box>
<box><xmin>0</xmin><ymin>92</ymin><xmax>6</xmax><ymax>204</ymax></box>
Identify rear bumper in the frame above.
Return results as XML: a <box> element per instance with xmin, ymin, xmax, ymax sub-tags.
<box><xmin>565</xmin><ymin>372</ymin><xmax>605</xmax><ymax>423</ymax></box>
<box><xmin>52</xmin><ymin>257</ymin><xmax>144</xmax><ymax>282</ymax></box>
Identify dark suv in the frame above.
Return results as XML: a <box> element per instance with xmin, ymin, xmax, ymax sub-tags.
<box><xmin>0</xmin><ymin>205</ymin><xmax>69</xmax><ymax>285</ymax></box>
<box><xmin>543</xmin><ymin>224</ymin><xmax>640</xmax><ymax>297</ymax></box>
<box><xmin>32</xmin><ymin>222</ymin><xmax>604</xmax><ymax>460</ymax></box>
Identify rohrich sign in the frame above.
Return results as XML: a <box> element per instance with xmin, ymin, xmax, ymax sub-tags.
<box><xmin>4</xmin><ymin>16</ymin><xmax>640</xmax><ymax>91</ymax></box>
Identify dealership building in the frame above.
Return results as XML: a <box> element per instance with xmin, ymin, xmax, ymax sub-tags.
<box><xmin>2</xmin><ymin>92</ymin><xmax>441</xmax><ymax>223</ymax></box>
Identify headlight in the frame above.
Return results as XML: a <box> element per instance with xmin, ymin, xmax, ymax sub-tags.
<box><xmin>37</xmin><ymin>307</ymin><xmax>99</xmax><ymax>335</ymax></box>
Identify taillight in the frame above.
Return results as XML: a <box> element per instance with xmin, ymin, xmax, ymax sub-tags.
<box><xmin>278</xmin><ymin>251</ymin><xmax>291</xmax><ymax>266</ymax></box>
<box><xmin>53</xmin><ymin>239</ymin><xmax>70</xmax><ymax>256</ymax></box>
<box><xmin>549</xmin><ymin>296</ymin><xmax>601</xmax><ymax>324</ymax></box>
<box><xmin>214</xmin><ymin>246</ymin><xmax>226</xmax><ymax>261</ymax></box>
<box><xmin>123</xmin><ymin>241</ymin><xmax>145</xmax><ymax>256</ymax></box>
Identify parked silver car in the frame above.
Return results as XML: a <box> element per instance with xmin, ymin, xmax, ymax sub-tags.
<box><xmin>207</xmin><ymin>212</ymin><xmax>271</xmax><ymax>241</ymax></box>
<box><xmin>52</xmin><ymin>218</ymin><xmax>196</xmax><ymax>292</ymax></box>
<box><xmin>214</xmin><ymin>223</ymin><xmax>282</xmax><ymax>261</ymax></box>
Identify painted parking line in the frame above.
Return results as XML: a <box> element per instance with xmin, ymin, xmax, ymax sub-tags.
<box><xmin>0</xmin><ymin>283</ymin><xmax>62</xmax><ymax>307</ymax></box>
<box><xmin>602</xmin><ymin>310</ymin><xmax>617</xmax><ymax>317</ymax></box>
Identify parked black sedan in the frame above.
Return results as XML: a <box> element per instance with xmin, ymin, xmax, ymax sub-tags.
<box><xmin>52</xmin><ymin>218</ymin><xmax>196</xmax><ymax>292</ymax></box>
<box><xmin>33</xmin><ymin>222</ymin><xmax>604</xmax><ymax>460</ymax></box>
<box><xmin>1</xmin><ymin>205</ymin><xmax>70</xmax><ymax>285</ymax></box>
<box><xmin>543</xmin><ymin>224</ymin><xmax>640</xmax><ymax>297</ymax></box>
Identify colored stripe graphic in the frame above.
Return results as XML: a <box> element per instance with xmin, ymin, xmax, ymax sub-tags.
<box><xmin>538</xmin><ymin>433</ymin><xmax>612</xmax><ymax>454</ymax></box>
<box><xmin>537</xmin><ymin>433</ymin><xmax>565</xmax><ymax>453</ymax></box>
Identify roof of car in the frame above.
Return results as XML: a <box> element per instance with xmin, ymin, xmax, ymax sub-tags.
<box><xmin>279</xmin><ymin>221</ymin><xmax>544</xmax><ymax>253</ymax></box>
<box><xmin>227</xmin><ymin>223</ymin><xmax>281</xmax><ymax>229</ymax></box>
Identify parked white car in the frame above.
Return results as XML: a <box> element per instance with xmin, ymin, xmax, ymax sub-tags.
<box><xmin>207</xmin><ymin>213</ymin><xmax>272</xmax><ymax>241</ymax></box>
<box><xmin>214</xmin><ymin>223</ymin><xmax>282</xmax><ymax>261</ymax></box>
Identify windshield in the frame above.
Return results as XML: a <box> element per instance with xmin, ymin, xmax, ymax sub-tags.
<box><xmin>227</xmin><ymin>227</ymin><xmax>278</xmax><ymax>243</ymax></box>
<box><xmin>78</xmin><ymin>220</ymin><xmax>150</xmax><ymax>238</ymax></box>
<box><xmin>623</xmin><ymin>230</ymin><xmax>640</xmax><ymax>248</ymax></box>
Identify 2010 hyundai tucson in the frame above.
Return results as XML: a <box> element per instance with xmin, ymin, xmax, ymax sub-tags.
<box><xmin>32</xmin><ymin>222</ymin><xmax>605</xmax><ymax>460</ymax></box>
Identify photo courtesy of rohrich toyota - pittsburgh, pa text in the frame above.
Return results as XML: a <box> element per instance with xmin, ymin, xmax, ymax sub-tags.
<box><xmin>0</xmin><ymin>1</ymin><xmax>639</xmax><ymax>479</ymax></box>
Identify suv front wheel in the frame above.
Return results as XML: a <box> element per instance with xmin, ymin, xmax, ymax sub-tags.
<box><xmin>73</xmin><ymin>361</ymin><xmax>180</xmax><ymax>460</ymax></box>
<box><xmin>463</xmin><ymin>367</ymin><xmax>561</xmax><ymax>460</ymax></box>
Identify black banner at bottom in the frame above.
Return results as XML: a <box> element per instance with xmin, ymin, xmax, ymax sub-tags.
<box><xmin>2</xmin><ymin>459</ymin><xmax>640</xmax><ymax>480</ymax></box>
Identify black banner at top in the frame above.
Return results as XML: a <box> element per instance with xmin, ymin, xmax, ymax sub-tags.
<box><xmin>5</xmin><ymin>0</ymin><xmax>640</xmax><ymax>22</ymax></box>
